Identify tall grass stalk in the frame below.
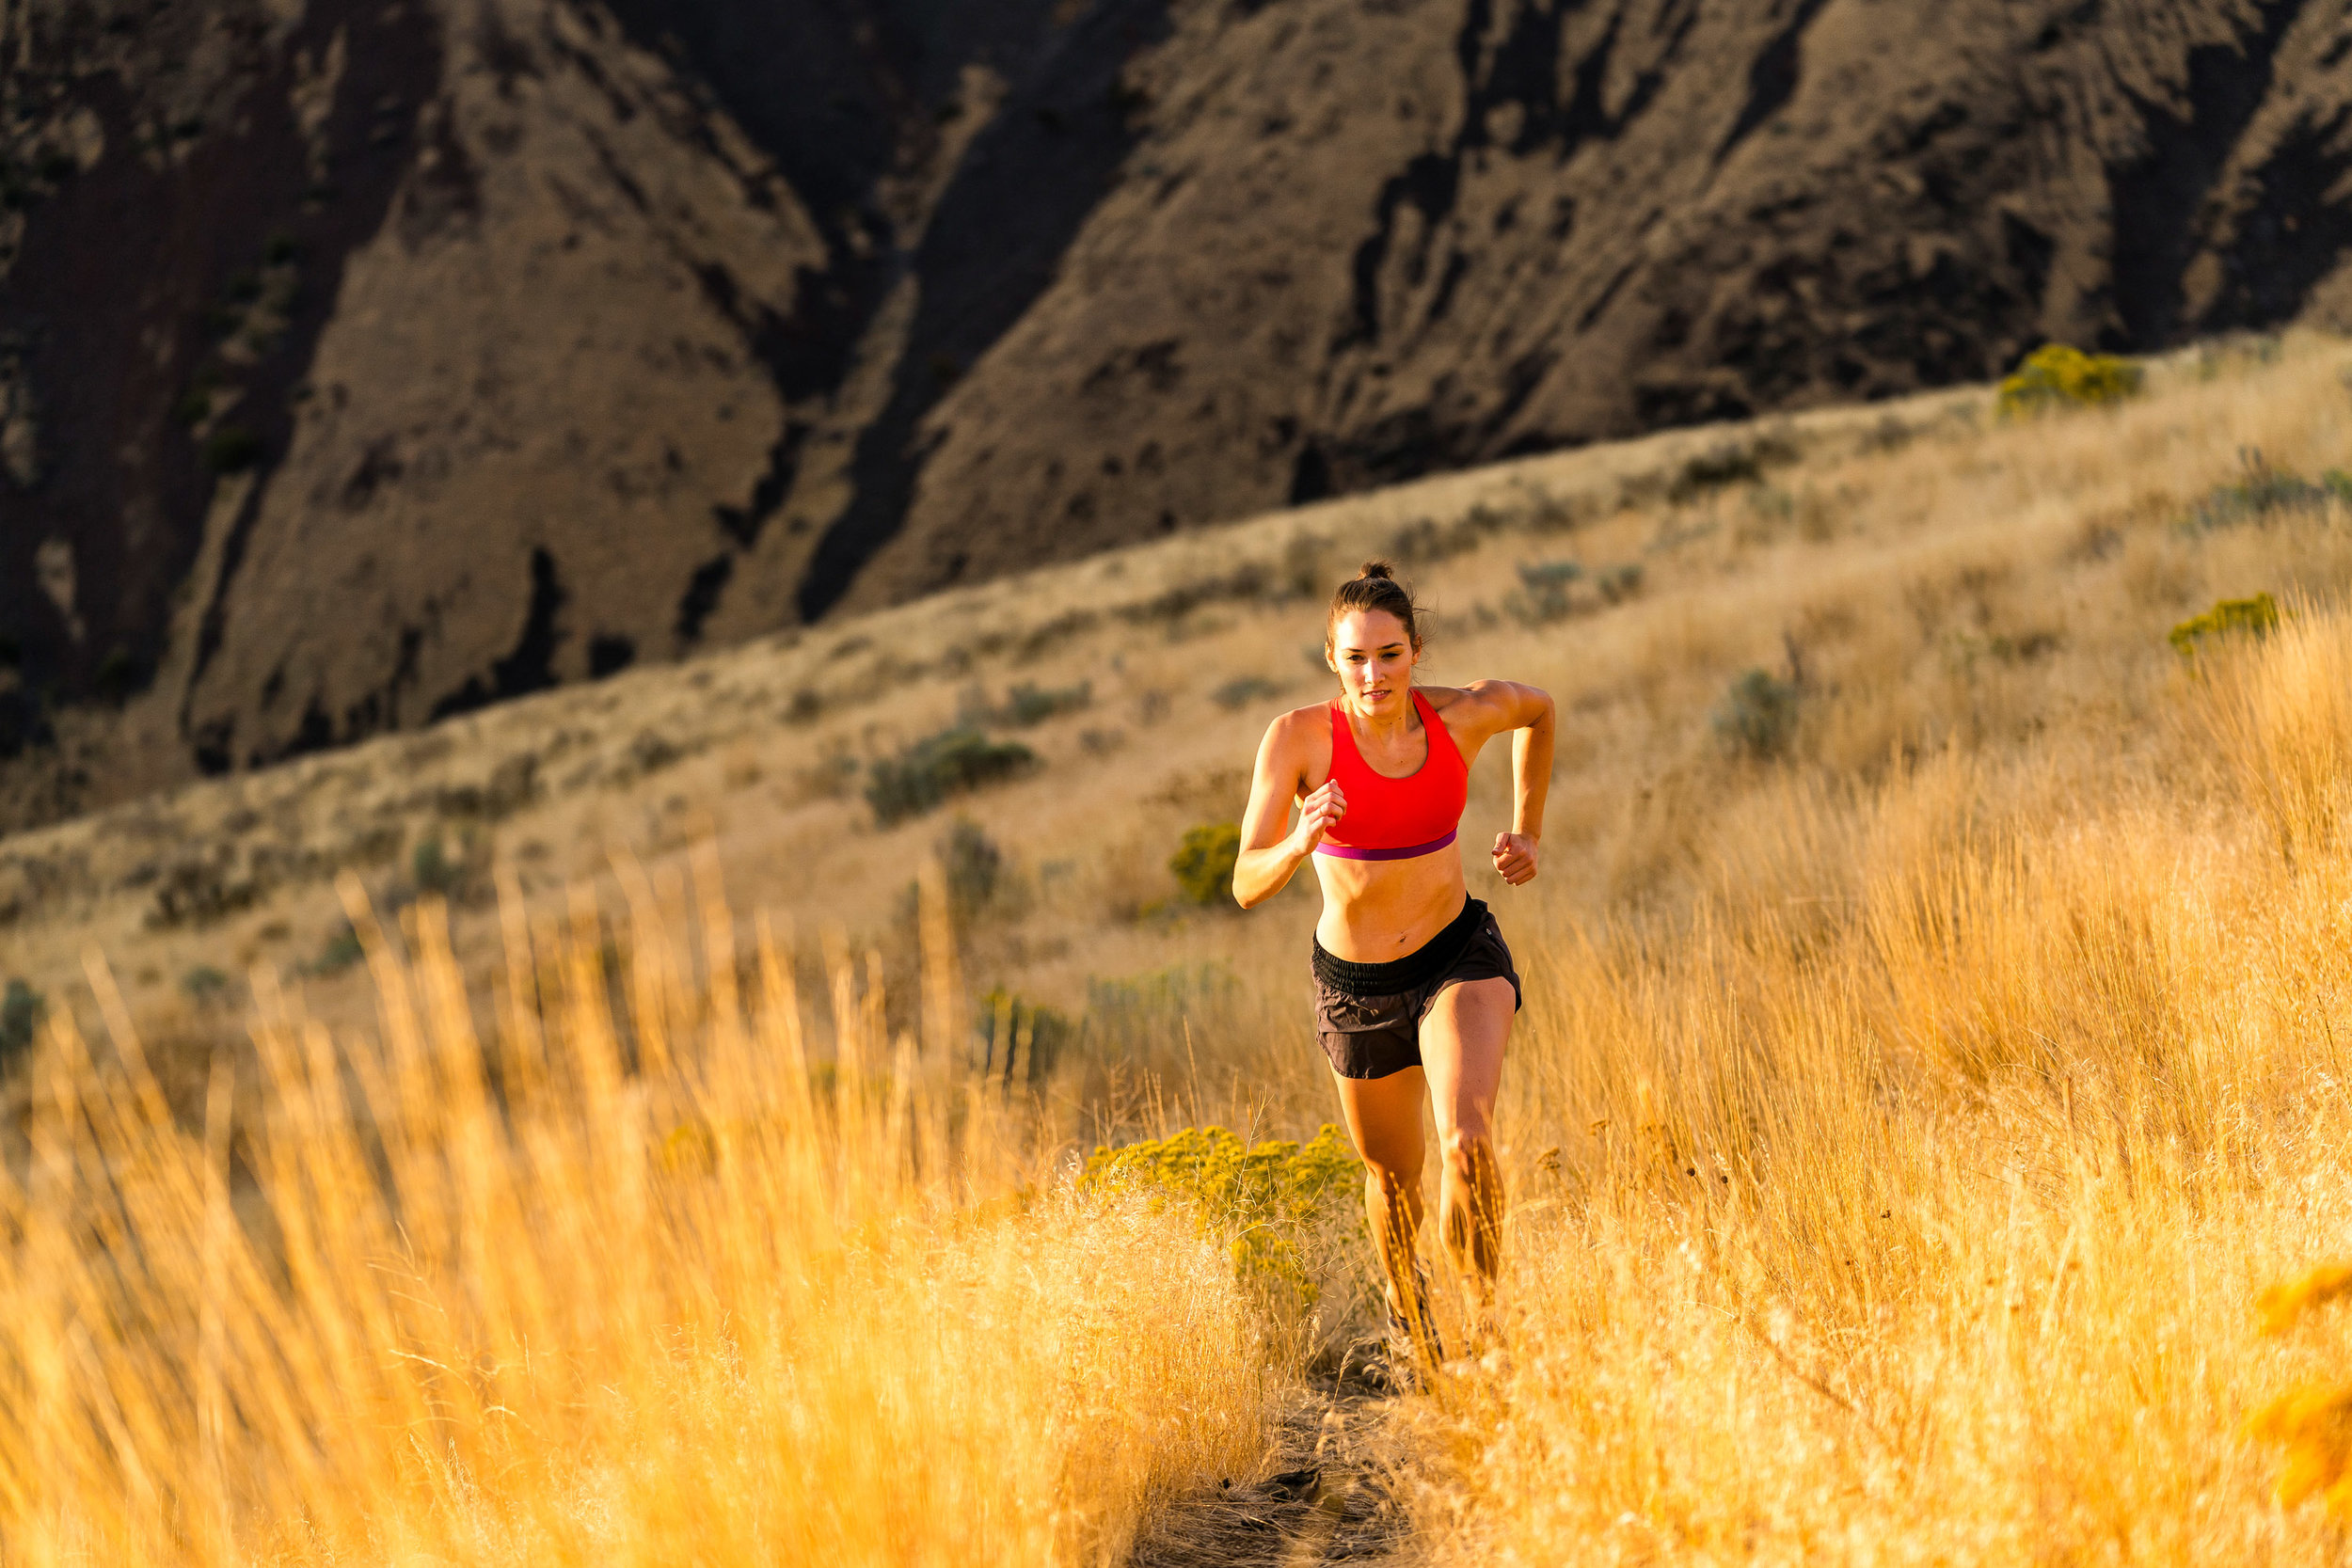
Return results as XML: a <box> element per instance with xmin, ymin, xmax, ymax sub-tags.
<box><xmin>0</xmin><ymin>852</ymin><xmax>1269</xmax><ymax>1564</ymax></box>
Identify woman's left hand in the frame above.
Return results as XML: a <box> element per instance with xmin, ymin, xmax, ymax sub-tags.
<box><xmin>1491</xmin><ymin>832</ymin><xmax>1539</xmax><ymax>886</ymax></box>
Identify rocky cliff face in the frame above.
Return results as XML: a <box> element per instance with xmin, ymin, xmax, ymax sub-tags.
<box><xmin>5</xmin><ymin>0</ymin><xmax>2351</xmax><ymax>831</ymax></box>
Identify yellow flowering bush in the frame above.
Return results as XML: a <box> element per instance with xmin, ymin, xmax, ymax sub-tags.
<box><xmin>1081</xmin><ymin>1125</ymin><xmax>1361</xmax><ymax>1315</ymax></box>
<box><xmin>2169</xmin><ymin>592</ymin><xmax>2280</xmax><ymax>657</ymax></box>
<box><xmin>2250</xmin><ymin>1263</ymin><xmax>2352</xmax><ymax>1515</ymax></box>
<box><xmin>1995</xmin><ymin>342</ymin><xmax>2143</xmax><ymax>418</ymax></box>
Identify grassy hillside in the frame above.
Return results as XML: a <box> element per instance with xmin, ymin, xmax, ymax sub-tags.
<box><xmin>5</xmin><ymin>329</ymin><xmax>2347</xmax><ymax>1088</ymax></box>
<box><xmin>7</xmin><ymin>330</ymin><xmax>2352</xmax><ymax>1560</ymax></box>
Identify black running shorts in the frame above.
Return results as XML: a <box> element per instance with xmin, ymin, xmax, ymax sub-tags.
<box><xmin>1311</xmin><ymin>897</ymin><xmax>1521</xmax><ymax>1081</ymax></box>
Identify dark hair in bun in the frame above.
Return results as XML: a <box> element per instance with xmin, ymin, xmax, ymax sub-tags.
<box><xmin>1326</xmin><ymin>558</ymin><xmax>1422</xmax><ymax>649</ymax></box>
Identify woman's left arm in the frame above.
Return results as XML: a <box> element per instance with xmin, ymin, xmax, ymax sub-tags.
<box><xmin>1467</xmin><ymin>680</ymin><xmax>1554</xmax><ymax>886</ymax></box>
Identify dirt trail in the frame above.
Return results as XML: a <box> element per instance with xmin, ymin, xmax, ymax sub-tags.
<box><xmin>1131</xmin><ymin>1370</ymin><xmax>1414</xmax><ymax>1567</ymax></box>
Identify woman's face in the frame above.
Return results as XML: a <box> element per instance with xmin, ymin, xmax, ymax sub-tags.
<box><xmin>1327</xmin><ymin>609</ymin><xmax>1419</xmax><ymax>712</ymax></box>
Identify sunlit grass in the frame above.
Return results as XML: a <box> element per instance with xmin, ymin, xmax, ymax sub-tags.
<box><xmin>1407</xmin><ymin>604</ymin><xmax>2352</xmax><ymax>1561</ymax></box>
<box><xmin>0</xmin><ymin>857</ymin><xmax>1271</xmax><ymax>1565</ymax></box>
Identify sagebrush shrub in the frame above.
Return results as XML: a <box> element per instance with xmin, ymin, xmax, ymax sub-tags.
<box><xmin>0</xmin><ymin>979</ymin><xmax>41</xmax><ymax>1061</ymax></box>
<box><xmin>997</xmin><ymin>680</ymin><xmax>1090</xmax><ymax>725</ymax></box>
<box><xmin>973</xmin><ymin>988</ymin><xmax>1072</xmax><ymax>1084</ymax></box>
<box><xmin>866</xmin><ymin>729</ymin><xmax>1038</xmax><ymax>825</ymax></box>
<box><xmin>1667</xmin><ymin>433</ymin><xmax>1797</xmax><ymax>502</ymax></box>
<box><xmin>1211</xmin><ymin>675</ymin><xmax>1280</xmax><ymax>711</ymax></box>
<box><xmin>1995</xmin><ymin>343</ymin><xmax>2142</xmax><ymax>417</ymax></box>
<box><xmin>1506</xmin><ymin>560</ymin><xmax>1582</xmax><ymax>626</ymax></box>
<box><xmin>1596</xmin><ymin>562</ymin><xmax>1645</xmax><ymax>604</ymax></box>
<box><xmin>303</xmin><ymin>924</ymin><xmax>364</xmax><ymax>978</ymax></box>
<box><xmin>1713</xmin><ymin>667</ymin><xmax>1799</xmax><ymax>759</ymax></box>
<box><xmin>939</xmin><ymin>816</ymin><xmax>1009</xmax><ymax>923</ymax></box>
<box><xmin>180</xmin><ymin>965</ymin><xmax>230</xmax><ymax>1005</ymax></box>
<box><xmin>412</xmin><ymin>834</ymin><xmax>458</xmax><ymax>895</ymax></box>
<box><xmin>2188</xmin><ymin>451</ymin><xmax>2352</xmax><ymax>531</ymax></box>
<box><xmin>1169</xmin><ymin>821</ymin><xmax>1241</xmax><ymax>905</ymax></box>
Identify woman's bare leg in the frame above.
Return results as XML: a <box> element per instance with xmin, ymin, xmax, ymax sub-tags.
<box><xmin>1332</xmin><ymin>1066</ymin><xmax>1436</xmax><ymax>1355</ymax></box>
<box><xmin>1419</xmin><ymin>976</ymin><xmax>1513</xmax><ymax>1323</ymax></box>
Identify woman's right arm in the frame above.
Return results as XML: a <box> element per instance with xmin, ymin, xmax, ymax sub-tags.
<box><xmin>1232</xmin><ymin>713</ymin><xmax>1345</xmax><ymax>909</ymax></box>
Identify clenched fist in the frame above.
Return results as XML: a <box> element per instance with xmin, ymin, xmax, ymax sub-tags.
<box><xmin>1491</xmin><ymin>832</ymin><xmax>1539</xmax><ymax>886</ymax></box>
<box><xmin>1294</xmin><ymin>780</ymin><xmax>1348</xmax><ymax>855</ymax></box>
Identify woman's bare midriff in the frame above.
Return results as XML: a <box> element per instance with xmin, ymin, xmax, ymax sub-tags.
<box><xmin>1311</xmin><ymin>851</ymin><xmax>1468</xmax><ymax>960</ymax></box>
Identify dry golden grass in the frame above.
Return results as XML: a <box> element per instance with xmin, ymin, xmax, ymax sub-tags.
<box><xmin>1</xmin><ymin>860</ymin><xmax>1271</xmax><ymax>1564</ymax></box>
<box><xmin>1408</xmin><ymin>604</ymin><xmax>2352</xmax><ymax>1560</ymax></box>
<box><xmin>9</xmin><ymin>332</ymin><xmax>2352</xmax><ymax>1560</ymax></box>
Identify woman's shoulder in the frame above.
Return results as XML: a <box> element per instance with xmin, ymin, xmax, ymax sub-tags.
<box><xmin>1418</xmin><ymin>683</ymin><xmax>1474</xmax><ymax>712</ymax></box>
<box><xmin>1420</xmin><ymin>681</ymin><xmax>1523</xmax><ymax>732</ymax></box>
<box><xmin>1266</xmin><ymin>699</ymin><xmax>1333</xmax><ymax>737</ymax></box>
<box><xmin>1422</xmin><ymin>678</ymin><xmax>1534</xmax><ymax>708</ymax></box>
<box><xmin>1253</xmin><ymin>702</ymin><xmax>1332</xmax><ymax>783</ymax></box>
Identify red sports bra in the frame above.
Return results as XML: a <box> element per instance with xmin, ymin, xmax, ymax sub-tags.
<box><xmin>1313</xmin><ymin>689</ymin><xmax>1469</xmax><ymax>861</ymax></box>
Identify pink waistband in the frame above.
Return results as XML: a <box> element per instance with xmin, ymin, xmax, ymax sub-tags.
<box><xmin>1313</xmin><ymin>829</ymin><xmax>1457</xmax><ymax>863</ymax></box>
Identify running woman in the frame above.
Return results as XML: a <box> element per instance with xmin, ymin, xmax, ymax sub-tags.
<box><xmin>1233</xmin><ymin>561</ymin><xmax>1553</xmax><ymax>1364</ymax></box>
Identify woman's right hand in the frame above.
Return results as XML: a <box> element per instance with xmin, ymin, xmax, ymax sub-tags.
<box><xmin>1293</xmin><ymin>780</ymin><xmax>1347</xmax><ymax>855</ymax></box>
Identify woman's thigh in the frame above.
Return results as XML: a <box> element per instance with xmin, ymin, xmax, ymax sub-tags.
<box><xmin>1419</xmin><ymin>977</ymin><xmax>1514</xmax><ymax>1144</ymax></box>
<box><xmin>1333</xmin><ymin>1065</ymin><xmax>1427</xmax><ymax>1178</ymax></box>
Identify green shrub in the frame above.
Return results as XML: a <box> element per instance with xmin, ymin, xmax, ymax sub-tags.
<box><xmin>1596</xmin><ymin>562</ymin><xmax>1645</xmax><ymax>604</ymax></box>
<box><xmin>171</xmin><ymin>388</ymin><xmax>213</xmax><ymax>427</ymax></box>
<box><xmin>180</xmin><ymin>965</ymin><xmax>230</xmax><ymax>1005</ymax></box>
<box><xmin>1170</xmin><ymin>821</ymin><xmax>1241</xmax><ymax>906</ymax></box>
<box><xmin>939</xmin><ymin>816</ymin><xmax>1012</xmax><ymax>924</ymax></box>
<box><xmin>306</xmin><ymin>923</ymin><xmax>364</xmax><ymax>977</ymax></box>
<box><xmin>866</xmin><ymin>729</ymin><xmax>1038</xmax><ymax>826</ymax></box>
<box><xmin>2188</xmin><ymin>451</ymin><xmax>2352</xmax><ymax>531</ymax></box>
<box><xmin>2169</xmin><ymin>593</ymin><xmax>2281</xmax><ymax>657</ymax></box>
<box><xmin>0</xmin><ymin>979</ymin><xmax>44</xmax><ymax>1062</ymax></box>
<box><xmin>1995</xmin><ymin>343</ymin><xmax>2142</xmax><ymax>418</ymax></box>
<box><xmin>1381</xmin><ymin>515</ymin><xmax>1480</xmax><ymax>564</ymax></box>
<box><xmin>1714</xmin><ymin>668</ymin><xmax>1800</xmax><ymax>759</ymax></box>
<box><xmin>412</xmin><ymin>834</ymin><xmax>458</xmax><ymax>895</ymax></box>
<box><xmin>1506</xmin><ymin>559</ymin><xmax>1583</xmax><ymax>626</ymax></box>
<box><xmin>1667</xmin><ymin>434</ymin><xmax>1797</xmax><ymax>503</ymax></box>
<box><xmin>628</xmin><ymin>729</ymin><xmax>682</xmax><ymax>774</ymax></box>
<box><xmin>1081</xmin><ymin>1124</ymin><xmax>1361</xmax><ymax>1309</ymax></box>
<box><xmin>1523</xmin><ymin>485</ymin><xmax>1582</xmax><ymax>533</ymax></box>
<box><xmin>974</xmin><ymin>989</ymin><xmax>1073</xmax><ymax>1085</ymax></box>
<box><xmin>146</xmin><ymin>851</ymin><xmax>260</xmax><ymax>928</ymax></box>
<box><xmin>1211</xmin><ymin>674</ymin><xmax>1281</xmax><ymax>710</ymax></box>
<box><xmin>998</xmin><ymin>679</ymin><xmax>1090</xmax><ymax>725</ymax></box>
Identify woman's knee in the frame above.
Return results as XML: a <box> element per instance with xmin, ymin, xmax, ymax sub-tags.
<box><xmin>1361</xmin><ymin>1145</ymin><xmax>1422</xmax><ymax>1194</ymax></box>
<box><xmin>1438</xmin><ymin>1122</ymin><xmax>1494</xmax><ymax>1180</ymax></box>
